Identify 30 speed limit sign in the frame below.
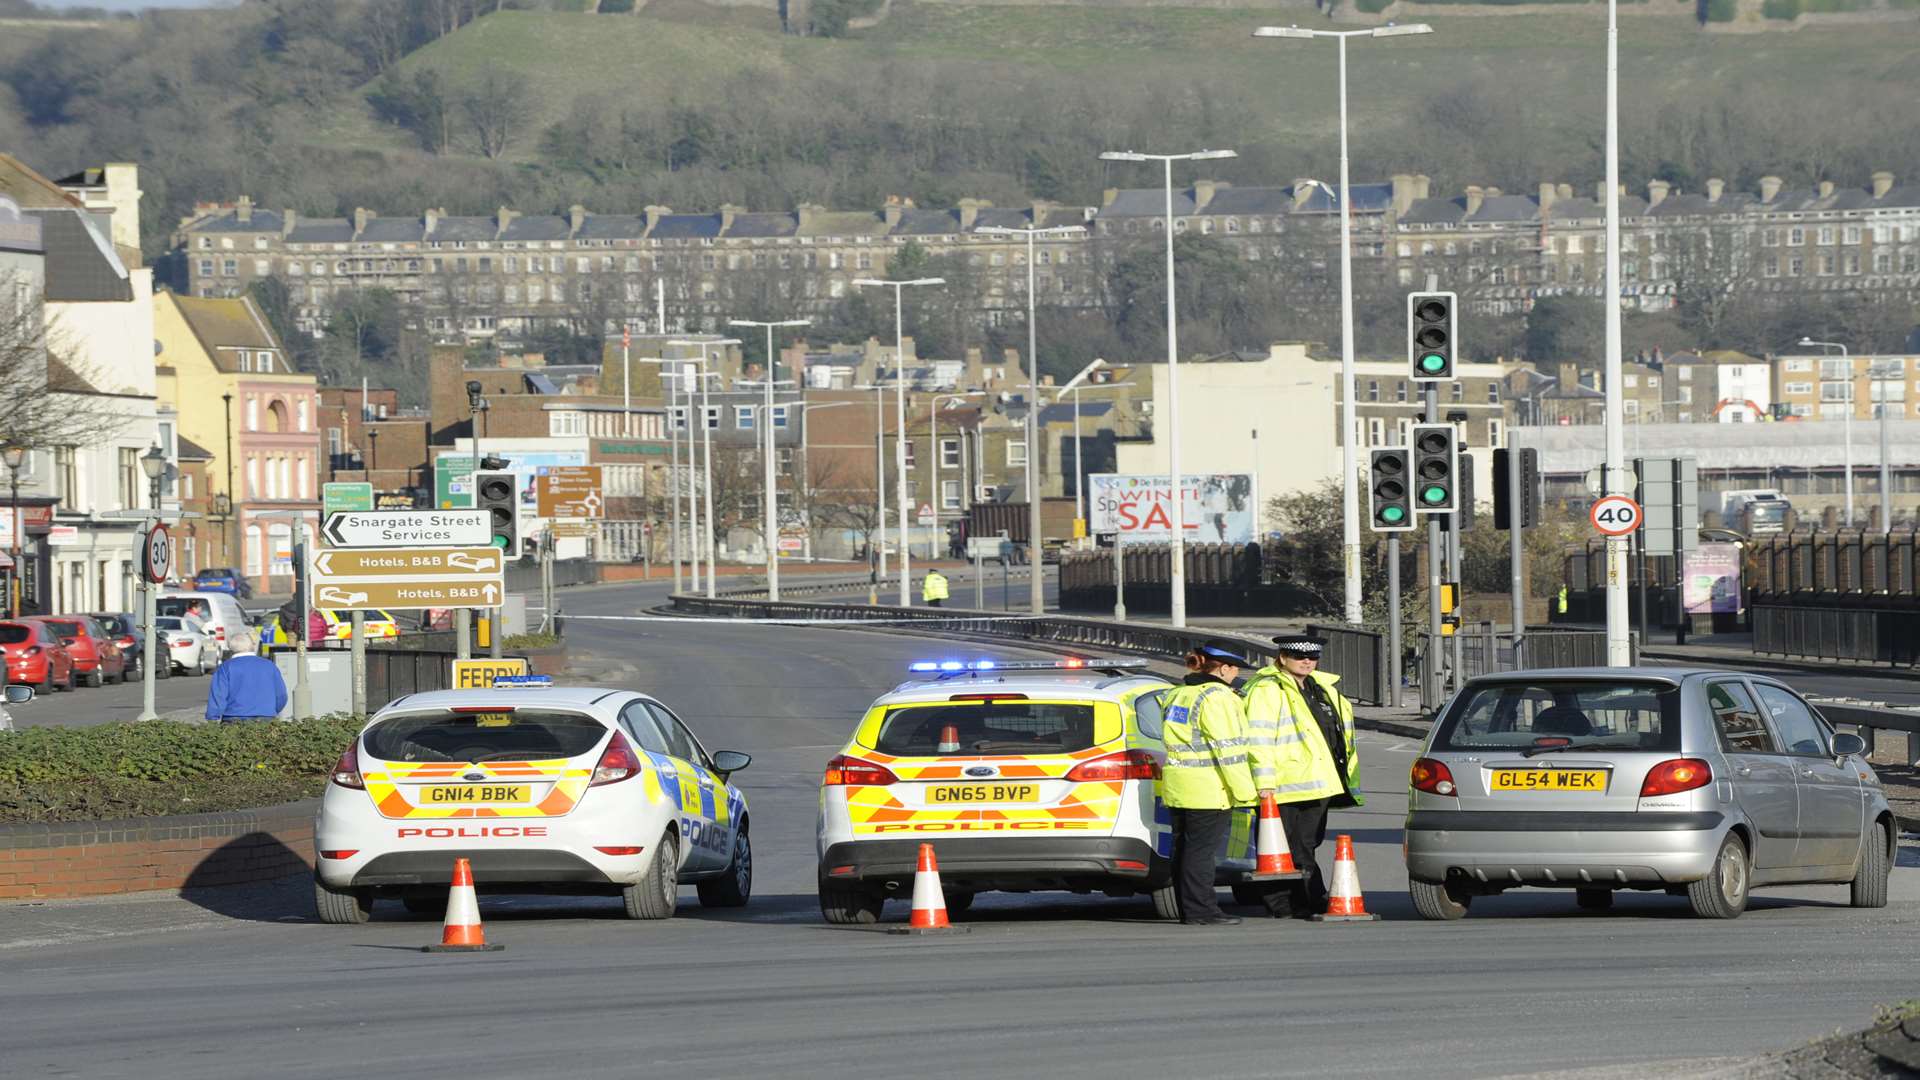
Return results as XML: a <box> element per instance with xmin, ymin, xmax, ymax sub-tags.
<box><xmin>1589</xmin><ymin>494</ymin><xmax>1643</xmax><ymax>537</ymax></box>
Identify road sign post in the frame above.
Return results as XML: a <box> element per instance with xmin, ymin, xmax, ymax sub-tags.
<box><xmin>1590</xmin><ymin>494</ymin><xmax>1643</xmax><ymax>537</ymax></box>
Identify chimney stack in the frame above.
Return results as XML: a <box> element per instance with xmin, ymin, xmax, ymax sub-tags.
<box><xmin>956</xmin><ymin>198</ymin><xmax>985</xmax><ymax>231</ymax></box>
<box><xmin>1293</xmin><ymin>179</ymin><xmax>1318</xmax><ymax>210</ymax></box>
<box><xmin>235</xmin><ymin>195</ymin><xmax>253</xmax><ymax>225</ymax></box>
<box><xmin>1101</xmin><ymin>188</ymin><xmax>1119</xmax><ymax>207</ymax></box>
<box><xmin>1818</xmin><ymin>180</ymin><xmax>1835</xmax><ymax>200</ymax></box>
<box><xmin>1414</xmin><ymin>174</ymin><xmax>1431</xmax><ymax>200</ymax></box>
<box><xmin>353</xmin><ymin>207</ymin><xmax>371</xmax><ymax>234</ymax></box>
<box><xmin>1192</xmin><ymin>180</ymin><xmax>1217</xmax><ymax>212</ymax></box>
<box><xmin>1706</xmin><ymin>178</ymin><xmax>1725</xmax><ymax>203</ymax></box>
<box><xmin>1873</xmin><ymin>171</ymin><xmax>1895</xmax><ymax>199</ymax></box>
<box><xmin>644</xmin><ymin>205</ymin><xmax>669</xmax><ymax>233</ymax></box>
<box><xmin>1647</xmin><ymin>180</ymin><xmax>1670</xmax><ymax>208</ymax></box>
<box><xmin>496</xmin><ymin>206</ymin><xmax>518</xmax><ymax>235</ymax></box>
<box><xmin>1556</xmin><ymin>183</ymin><xmax>1573</xmax><ymax>201</ymax></box>
<box><xmin>718</xmin><ymin>204</ymin><xmax>742</xmax><ymax>232</ymax></box>
<box><xmin>883</xmin><ymin>196</ymin><xmax>905</xmax><ymax>230</ymax></box>
<box><xmin>1756</xmin><ymin>176</ymin><xmax>1781</xmax><ymax>204</ymax></box>
<box><xmin>1391</xmin><ymin>173</ymin><xmax>1418</xmax><ymax>216</ymax></box>
<box><xmin>568</xmin><ymin>204</ymin><xmax>588</xmax><ymax>234</ymax></box>
<box><xmin>796</xmin><ymin>202</ymin><xmax>823</xmax><ymax>230</ymax></box>
<box><xmin>1464</xmin><ymin>185</ymin><xmax>1485</xmax><ymax>216</ymax></box>
<box><xmin>1558</xmin><ymin>362</ymin><xmax>1579</xmax><ymax>391</ymax></box>
<box><xmin>424</xmin><ymin>207</ymin><xmax>442</xmax><ymax>235</ymax></box>
<box><xmin>281</xmin><ymin>210</ymin><xmax>297</xmax><ymax>238</ymax></box>
<box><xmin>1031</xmin><ymin>198</ymin><xmax>1053</xmax><ymax>225</ymax></box>
<box><xmin>1538</xmin><ymin>182</ymin><xmax>1557</xmax><ymax>213</ymax></box>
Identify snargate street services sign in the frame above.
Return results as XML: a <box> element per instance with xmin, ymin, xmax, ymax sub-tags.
<box><xmin>1088</xmin><ymin>474</ymin><xmax>1257</xmax><ymax>544</ymax></box>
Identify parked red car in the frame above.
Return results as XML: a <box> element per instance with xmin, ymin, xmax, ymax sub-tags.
<box><xmin>32</xmin><ymin>616</ymin><xmax>126</xmax><ymax>687</ymax></box>
<box><xmin>0</xmin><ymin>619</ymin><xmax>75</xmax><ymax>692</ymax></box>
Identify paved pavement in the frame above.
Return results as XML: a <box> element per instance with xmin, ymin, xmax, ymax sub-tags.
<box><xmin>3</xmin><ymin>580</ymin><xmax>1919</xmax><ymax>1077</ymax></box>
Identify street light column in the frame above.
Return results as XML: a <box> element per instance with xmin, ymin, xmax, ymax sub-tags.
<box><xmin>1163</xmin><ymin>156</ymin><xmax>1187</xmax><ymax>628</ymax></box>
<box><xmin>1334</xmin><ymin>31</ymin><xmax>1362</xmax><ymax>625</ymax></box>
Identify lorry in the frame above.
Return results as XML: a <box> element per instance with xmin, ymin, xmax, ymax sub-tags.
<box><xmin>965</xmin><ymin>499</ymin><xmax>1078</xmax><ymax>563</ymax></box>
<box><xmin>1719</xmin><ymin>489</ymin><xmax>1790</xmax><ymax>536</ymax></box>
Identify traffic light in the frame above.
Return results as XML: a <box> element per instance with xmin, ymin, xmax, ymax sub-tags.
<box><xmin>1493</xmin><ymin>447</ymin><xmax>1542</xmax><ymax>530</ymax></box>
<box><xmin>1411</xmin><ymin>423</ymin><xmax>1459</xmax><ymax>514</ymax></box>
<box><xmin>1407</xmin><ymin>291</ymin><xmax>1457</xmax><ymax>382</ymax></box>
<box><xmin>473</xmin><ymin>470</ymin><xmax>519</xmax><ymax>552</ymax></box>
<box><xmin>1368</xmin><ymin>448</ymin><xmax>1414</xmax><ymax>533</ymax></box>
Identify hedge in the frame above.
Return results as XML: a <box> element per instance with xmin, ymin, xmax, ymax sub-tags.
<box><xmin>0</xmin><ymin>715</ymin><xmax>366</xmax><ymax>824</ymax></box>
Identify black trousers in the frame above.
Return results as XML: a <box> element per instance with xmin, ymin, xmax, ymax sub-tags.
<box><xmin>1259</xmin><ymin>798</ymin><xmax>1332</xmax><ymax>916</ymax></box>
<box><xmin>1171</xmin><ymin>808</ymin><xmax>1233</xmax><ymax>922</ymax></box>
<box><xmin>926</xmin><ymin>598</ymin><xmax>943</xmax><ymax>607</ymax></box>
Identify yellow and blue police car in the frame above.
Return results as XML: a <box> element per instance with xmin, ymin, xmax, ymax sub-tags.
<box><xmin>815</xmin><ymin>658</ymin><xmax>1269</xmax><ymax>923</ymax></box>
<box><xmin>315</xmin><ymin>677</ymin><xmax>752</xmax><ymax>923</ymax></box>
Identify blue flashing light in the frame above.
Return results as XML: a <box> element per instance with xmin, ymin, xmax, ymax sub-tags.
<box><xmin>493</xmin><ymin>675</ymin><xmax>554</xmax><ymax>688</ymax></box>
<box><xmin>939</xmin><ymin>661</ymin><xmax>965</xmax><ymax>671</ymax></box>
<box><xmin>909</xmin><ymin>662</ymin><xmax>940</xmax><ymax>672</ymax></box>
<box><xmin>907</xmin><ymin>658</ymin><xmax>1148</xmax><ymax>675</ymax></box>
<box><xmin>975</xmin><ymin>660</ymin><xmax>996</xmax><ymax>670</ymax></box>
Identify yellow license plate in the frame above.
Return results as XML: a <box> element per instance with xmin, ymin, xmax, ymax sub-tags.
<box><xmin>925</xmin><ymin>783</ymin><xmax>1040</xmax><ymax>804</ymax></box>
<box><xmin>1489</xmin><ymin>769</ymin><xmax>1607</xmax><ymax>793</ymax></box>
<box><xmin>416</xmin><ymin>784</ymin><xmax>531</xmax><ymax>804</ymax></box>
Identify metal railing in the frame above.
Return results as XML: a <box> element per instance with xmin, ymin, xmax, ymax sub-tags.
<box><xmin>1305</xmin><ymin>623</ymin><xmax>1387</xmax><ymax>707</ymax></box>
<box><xmin>1806</xmin><ymin>698</ymin><xmax>1920</xmax><ymax>766</ymax></box>
<box><xmin>1751</xmin><ymin>604</ymin><xmax>1920</xmax><ymax>666</ymax></box>
<box><xmin>365</xmin><ymin>649</ymin><xmax>461</xmax><ymax>711</ymax></box>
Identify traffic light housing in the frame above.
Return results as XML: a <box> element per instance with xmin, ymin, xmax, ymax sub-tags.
<box><xmin>1411</xmin><ymin>423</ymin><xmax>1459</xmax><ymax>514</ymax></box>
<box><xmin>473</xmin><ymin>469</ymin><xmax>519</xmax><ymax>552</ymax></box>
<box><xmin>1493</xmin><ymin>447</ymin><xmax>1542</xmax><ymax>530</ymax></box>
<box><xmin>1368</xmin><ymin>448</ymin><xmax>1414</xmax><ymax>532</ymax></box>
<box><xmin>1407</xmin><ymin>291</ymin><xmax>1457</xmax><ymax>382</ymax></box>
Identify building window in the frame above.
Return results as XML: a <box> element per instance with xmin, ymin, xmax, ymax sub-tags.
<box><xmin>245</xmin><ymin>397</ymin><xmax>259</xmax><ymax>431</ymax></box>
<box><xmin>941</xmin><ymin>479</ymin><xmax>961</xmax><ymax>510</ymax></box>
<box><xmin>118</xmin><ymin>447</ymin><xmax>138</xmax><ymax>510</ymax></box>
<box><xmin>1817</xmin><ymin>226</ymin><xmax>1835</xmax><ymax>245</ymax></box>
<box><xmin>1487</xmin><ymin>383</ymin><xmax>1500</xmax><ymax>404</ymax></box>
<box><xmin>903</xmin><ymin>441</ymin><xmax>916</xmax><ymax>468</ymax></box>
<box><xmin>940</xmin><ymin>438</ymin><xmax>960</xmax><ymax>467</ymax></box>
<box><xmin>1821</xmin><ymin>359</ymin><xmax>1852</xmax><ymax>381</ymax></box>
<box><xmin>704</xmin><ymin>406</ymin><xmax>720</xmax><ymax>430</ymax></box>
<box><xmin>549</xmin><ymin>411</ymin><xmax>586</xmax><ymax>437</ymax></box>
<box><xmin>1366</xmin><ymin>418</ymin><xmax>1384</xmax><ymax>446</ymax></box>
<box><xmin>1366</xmin><ymin>380</ymin><xmax>1379</xmax><ymax>402</ymax></box>
<box><xmin>1785</xmin><ymin>381</ymin><xmax>1813</xmax><ymax>395</ymax></box>
<box><xmin>667</xmin><ymin>405</ymin><xmax>687</xmax><ymax>431</ymax></box>
<box><xmin>771</xmin><ymin>405</ymin><xmax>790</xmax><ymax>429</ymax></box>
<box><xmin>1007</xmin><ymin>440</ymin><xmax>1028</xmax><ymax>467</ymax></box>
<box><xmin>736</xmin><ymin>406</ymin><xmax>755</xmax><ymax>429</ymax></box>
<box><xmin>1488</xmin><ymin>418</ymin><xmax>1504</xmax><ymax>446</ymax></box>
<box><xmin>1394</xmin><ymin>382</ymin><xmax>1408</xmax><ymax>403</ymax></box>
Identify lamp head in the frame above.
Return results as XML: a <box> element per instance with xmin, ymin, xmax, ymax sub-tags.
<box><xmin>0</xmin><ymin>444</ymin><xmax>24</xmax><ymax>470</ymax></box>
<box><xmin>140</xmin><ymin>444</ymin><xmax>167</xmax><ymax>480</ymax></box>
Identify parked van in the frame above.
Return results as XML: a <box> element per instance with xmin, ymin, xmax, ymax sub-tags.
<box><xmin>157</xmin><ymin>590</ymin><xmax>254</xmax><ymax>658</ymax></box>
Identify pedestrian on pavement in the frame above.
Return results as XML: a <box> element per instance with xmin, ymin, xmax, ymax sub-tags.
<box><xmin>1160</xmin><ymin>639</ymin><xmax>1259</xmax><ymax>926</ymax></box>
<box><xmin>922</xmin><ymin>568</ymin><xmax>949</xmax><ymax>608</ymax></box>
<box><xmin>205</xmin><ymin>651</ymin><xmax>288</xmax><ymax>723</ymax></box>
<box><xmin>1240</xmin><ymin>634</ymin><xmax>1364</xmax><ymax>918</ymax></box>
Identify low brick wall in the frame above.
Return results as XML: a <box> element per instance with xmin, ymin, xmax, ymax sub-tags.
<box><xmin>0</xmin><ymin>799</ymin><xmax>318</xmax><ymax>901</ymax></box>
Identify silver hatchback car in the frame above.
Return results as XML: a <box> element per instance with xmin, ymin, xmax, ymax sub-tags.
<box><xmin>1405</xmin><ymin>668</ymin><xmax>1894</xmax><ymax>920</ymax></box>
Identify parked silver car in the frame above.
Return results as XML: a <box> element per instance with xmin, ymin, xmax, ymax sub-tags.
<box><xmin>1405</xmin><ymin>668</ymin><xmax>1894</xmax><ymax>920</ymax></box>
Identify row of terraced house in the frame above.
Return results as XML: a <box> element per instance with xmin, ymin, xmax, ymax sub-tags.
<box><xmin>173</xmin><ymin>170</ymin><xmax>1920</xmax><ymax>342</ymax></box>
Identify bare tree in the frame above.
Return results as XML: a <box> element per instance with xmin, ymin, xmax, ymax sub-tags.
<box><xmin>462</xmin><ymin>65</ymin><xmax>536</xmax><ymax>160</ymax></box>
<box><xmin>1672</xmin><ymin>221</ymin><xmax>1760</xmax><ymax>345</ymax></box>
<box><xmin>0</xmin><ymin>274</ymin><xmax>127</xmax><ymax>452</ymax></box>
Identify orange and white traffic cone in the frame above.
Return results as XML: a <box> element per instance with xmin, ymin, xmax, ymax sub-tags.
<box><xmin>421</xmin><ymin>857</ymin><xmax>506</xmax><ymax>952</ymax></box>
<box><xmin>1247</xmin><ymin>793</ymin><xmax>1299</xmax><ymax>880</ymax></box>
<box><xmin>887</xmin><ymin>843</ymin><xmax>970</xmax><ymax>935</ymax></box>
<box><xmin>938</xmin><ymin>724</ymin><xmax>961</xmax><ymax>753</ymax></box>
<box><xmin>1310</xmin><ymin>834</ymin><xmax>1380</xmax><ymax>923</ymax></box>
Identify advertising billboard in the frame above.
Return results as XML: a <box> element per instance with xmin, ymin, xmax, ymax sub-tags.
<box><xmin>1088</xmin><ymin>474</ymin><xmax>1257</xmax><ymax>544</ymax></box>
<box><xmin>1683</xmin><ymin>542</ymin><xmax>1743</xmax><ymax>614</ymax></box>
<box><xmin>435</xmin><ymin>451</ymin><xmax>590</xmax><ymax>510</ymax></box>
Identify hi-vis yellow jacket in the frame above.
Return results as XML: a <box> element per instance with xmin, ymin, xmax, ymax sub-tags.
<box><xmin>922</xmin><ymin>571</ymin><xmax>949</xmax><ymax>602</ymax></box>
<box><xmin>1240</xmin><ymin>667</ymin><xmax>1363</xmax><ymax>806</ymax></box>
<box><xmin>1159</xmin><ymin>679</ymin><xmax>1259</xmax><ymax>810</ymax></box>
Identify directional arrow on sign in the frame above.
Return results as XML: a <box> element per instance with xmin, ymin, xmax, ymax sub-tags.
<box><xmin>323</xmin><ymin>510</ymin><xmax>490</xmax><ymax>549</ymax></box>
<box><xmin>312</xmin><ymin>547</ymin><xmax>503</xmax><ymax>578</ymax></box>
<box><xmin>308</xmin><ymin>578</ymin><xmax>505</xmax><ymax>612</ymax></box>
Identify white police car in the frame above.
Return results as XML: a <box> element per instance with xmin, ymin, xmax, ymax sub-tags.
<box><xmin>816</xmin><ymin>658</ymin><xmax>1272</xmax><ymax>923</ymax></box>
<box><xmin>315</xmin><ymin>677</ymin><xmax>752</xmax><ymax>923</ymax></box>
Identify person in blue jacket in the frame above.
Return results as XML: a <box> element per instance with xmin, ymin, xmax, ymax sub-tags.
<box><xmin>205</xmin><ymin>652</ymin><xmax>288</xmax><ymax>723</ymax></box>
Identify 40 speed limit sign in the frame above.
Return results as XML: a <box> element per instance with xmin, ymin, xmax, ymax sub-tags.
<box><xmin>1589</xmin><ymin>494</ymin><xmax>1643</xmax><ymax>537</ymax></box>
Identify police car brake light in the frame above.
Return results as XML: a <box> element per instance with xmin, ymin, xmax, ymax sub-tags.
<box><xmin>590</xmin><ymin>732</ymin><xmax>642</xmax><ymax>786</ymax></box>
<box><xmin>950</xmin><ymin>692</ymin><xmax>1028</xmax><ymax>702</ymax></box>
<box><xmin>824</xmin><ymin>754</ymin><xmax>897</xmax><ymax>786</ymax></box>
<box><xmin>494</xmin><ymin>675</ymin><xmax>553</xmax><ymax>689</ymax></box>
<box><xmin>1066</xmin><ymin>748</ymin><xmax>1160</xmax><ymax>782</ymax></box>
<box><xmin>330</xmin><ymin>742</ymin><xmax>365</xmax><ymax>790</ymax></box>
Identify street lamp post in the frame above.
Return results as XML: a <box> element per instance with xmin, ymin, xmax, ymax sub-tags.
<box><xmin>671</xmin><ymin>339</ymin><xmax>742</xmax><ymax>597</ymax></box>
<box><xmin>729</xmin><ymin>321</ymin><xmax>810</xmax><ymax>602</ymax></box>
<box><xmin>851</xmin><ymin>279</ymin><xmax>943</xmax><ymax>607</ymax></box>
<box><xmin>931</xmin><ymin>392</ymin><xmax>988</xmax><ymax>557</ymax></box>
<box><xmin>2</xmin><ymin>443</ymin><xmax>23</xmax><ymax>618</ymax></box>
<box><xmin>1055</xmin><ymin>358</ymin><xmax>1115</xmax><ymax>537</ymax></box>
<box><xmin>973</xmin><ymin>227</ymin><xmax>1083</xmax><ymax>615</ymax></box>
<box><xmin>221</xmin><ymin>392</ymin><xmax>236</xmax><ymax>575</ymax></box>
<box><xmin>1801</xmin><ymin>338</ymin><xmax>1859</xmax><ymax>527</ymax></box>
<box><xmin>136</xmin><ymin>444</ymin><xmax>167</xmax><ymax>724</ymax></box>
<box><xmin>1098</xmin><ymin>148</ymin><xmax>1238</xmax><ymax>627</ymax></box>
<box><xmin>1254</xmin><ymin>22</ymin><xmax>1433</xmax><ymax>627</ymax></box>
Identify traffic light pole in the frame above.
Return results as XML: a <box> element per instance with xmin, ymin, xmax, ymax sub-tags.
<box><xmin>1507</xmin><ymin>445</ymin><xmax>1526</xmax><ymax>669</ymax></box>
<box><xmin>1386</xmin><ymin>534</ymin><xmax>1401</xmax><ymax>708</ymax></box>
<box><xmin>1449</xmin><ymin>514</ymin><xmax>1464</xmax><ymax>692</ymax></box>
<box><xmin>1423</xmin><ymin>387</ymin><xmax>1443</xmax><ymax>709</ymax></box>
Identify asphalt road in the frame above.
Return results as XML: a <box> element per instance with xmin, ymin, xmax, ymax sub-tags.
<box><xmin>3</xmin><ymin>582</ymin><xmax>1919</xmax><ymax>1078</ymax></box>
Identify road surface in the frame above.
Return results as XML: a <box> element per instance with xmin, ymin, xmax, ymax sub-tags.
<box><xmin>2</xmin><ymin>580</ymin><xmax>1917</xmax><ymax>1078</ymax></box>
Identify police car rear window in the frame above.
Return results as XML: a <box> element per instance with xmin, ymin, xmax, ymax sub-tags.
<box><xmin>873</xmin><ymin>703</ymin><xmax>1097</xmax><ymax>755</ymax></box>
<box><xmin>365</xmin><ymin>709</ymin><xmax>611</xmax><ymax>763</ymax></box>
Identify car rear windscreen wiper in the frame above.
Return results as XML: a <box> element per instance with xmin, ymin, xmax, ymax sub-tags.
<box><xmin>1521</xmin><ymin>739</ymin><xmax>1643</xmax><ymax>758</ymax></box>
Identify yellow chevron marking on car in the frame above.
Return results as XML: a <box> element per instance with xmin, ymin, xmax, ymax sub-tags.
<box><xmin>362</xmin><ymin>760</ymin><xmax>591</xmax><ymax>819</ymax></box>
<box><xmin>841</xmin><ymin>782</ymin><xmax>1124</xmax><ymax>834</ymax></box>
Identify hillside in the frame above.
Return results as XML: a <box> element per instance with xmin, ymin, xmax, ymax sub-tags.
<box><xmin>323</xmin><ymin>0</ymin><xmax>1920</xmax><ymax>219</ymax></box>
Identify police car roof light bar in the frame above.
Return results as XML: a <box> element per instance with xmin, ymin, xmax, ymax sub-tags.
<box><xmin>907</xmin><ymin>658</ymin><xmax>1149</xmax><ymax>674</ymax></box>
<box><xmin>493</xmin><ymin>675</ymin><xmax>554</xmax><ymax>688</ymax></box>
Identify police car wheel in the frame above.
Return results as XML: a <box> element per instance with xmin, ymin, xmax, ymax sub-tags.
<box><xmin>1149</xmin><ymin>882</ymin><xmax>1181</xmax><ymax>921</ymax></box>
<box><xmin>314</xmin><ymin>876</ymin><xmax>373</xmax><ymax>924</ymax></box>
<box><xmin>623</xmin><ymin>831</ymin><xmax>679</xmax><ymax>920</ymax></box>
<box><xmin>819</xmin><ymin>883</ymin><xmax>885</xmax><ymax>925</ymax></box>
<box><xmin>697</xmin><ymin>829</ymin><xmax>752</xmax><ymax>909</ymax></box>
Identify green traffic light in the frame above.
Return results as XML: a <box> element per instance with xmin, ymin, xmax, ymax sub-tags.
<box><xmin>1418</xmin><ymin>353</ymin><xmax>1447</xmax><ymax>373</ymax></box>
<box><xmin>1422</xmin><ymin>485</ymin><xmax>1448</xmax><ymax>504</ymax></box>
<box><xmin>1380</xmin><ymin>506</ymin><xmax>1406</xmax><ymax>523</ymax></box>
<box><xmin>491</xmin><ymin>536</ymin><xmax>510</xmax><ymax>549</ymax></box>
